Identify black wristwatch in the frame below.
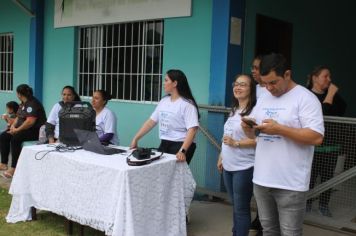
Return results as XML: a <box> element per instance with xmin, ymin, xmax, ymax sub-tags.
<box><xmin>179</xmin><ymin>148</ymin><xmax>186</xmax><ymax>154</ymax></box>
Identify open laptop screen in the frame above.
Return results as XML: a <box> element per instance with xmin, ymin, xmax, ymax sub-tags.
<box><xmin>74</xmin><ymin>129</ymin><xmax>125</xmax><ymax>155</ymax></box>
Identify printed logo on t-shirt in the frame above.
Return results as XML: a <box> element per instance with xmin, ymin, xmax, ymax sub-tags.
<box><xmin>159</xmin><ymin>111</ymin><xmax>174</xmax><ymax>135</ymax></box>
<box><xmin>259</xmin><ymin>134</ymin><xmax>281</xmax><ymax>142</ymax></box>
<box><xmin>26</xmin><ymin>107</ymin><xmax>33</xmax><ymax>113</ymax></box>
<box><xmin>263</xmin><ymin>107</ymin><xmax>285</xmax><ymax>119</ymax></box>
<box><xmin>224</xmin><ymin>120</ymin><xmax>234</xmax><ymax>137</ymax></box>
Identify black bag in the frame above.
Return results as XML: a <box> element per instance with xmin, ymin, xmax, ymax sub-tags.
<box><xmin>132</xmin><ymin>148</ymin><xmax>153</xmax><ymax>160</ymax></box>
<box><xmin>59</xmin><ymin>101</ymin><xmax>96</xmax><ymax>146</ymax></box>
<box><xmin>127</xmin><ymin>148</ymin><xmax>163</xmax><ymax>166</ymax></box>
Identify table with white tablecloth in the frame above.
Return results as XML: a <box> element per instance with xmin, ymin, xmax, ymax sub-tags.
<box><xmin>6</xmin><ymin>144</ymin><xmax>196</xmax><ymax>236</ymax></box>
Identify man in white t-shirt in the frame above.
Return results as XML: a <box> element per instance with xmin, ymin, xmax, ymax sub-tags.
<box><xmin>242</xmin><ymin>53</ymin><xmax>324</xmax><ymax>236</ymax></box>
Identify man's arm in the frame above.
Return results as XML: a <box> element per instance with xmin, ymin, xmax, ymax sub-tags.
<box><xmin>257</xmin><ymin>119</ymin><xmax>323</xmax><ymax>145</ymax></box>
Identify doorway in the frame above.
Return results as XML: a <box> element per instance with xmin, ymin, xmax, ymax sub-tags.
<box><xmin>255</xmin><ymin>14</ymin><xmax>293</xmax><ymax>66</ymax></box>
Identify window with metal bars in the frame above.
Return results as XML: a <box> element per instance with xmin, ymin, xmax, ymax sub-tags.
<box><xmin>0</xmin><ymin>33</ymin><xmax>14</xmax><ymax>92</ymax></box>
<box><xmin>78</xmin><ymin>20</ymin><xmax>164</xmax><ymax>102</ymax></box>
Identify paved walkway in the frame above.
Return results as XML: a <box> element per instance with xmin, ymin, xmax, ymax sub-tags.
<box><xmin>0</xmin><ymin>172</ymin><xmax>351</xmax><ymax>236</ymax></box>
<box><xmin>187</xmin><ymin>200</ymin><xmax>351</xmax><ymax>236</ymax></box>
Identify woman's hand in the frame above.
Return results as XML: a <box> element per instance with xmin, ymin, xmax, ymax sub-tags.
<box><xmin>217</xmin><ymin>156</ymin><xmax>223</xmax><ymax>173</ymax></box>
<box><xmin>176</xmin><ymin>151</ymin><xmax>186</xmax><ymax>162</ymax></box>
<box><xmin>222</xmin><ymin>136</ymin><xmax>239</xmax><ymax>147</ymax></box>
<box><xmin>327</xmin><ymin>83</ymin><xmax>338</xmax><ymax>95</ymax></box>
<box><xmin>130</xmin><ymin>138</ymin><xmax>138</xmax><ymax>149</ymax></box>
<box><xmin>8</xmin><ymin>126</ymin><xmax>18</xmax><ymax>135</ymax></box>
<box><xmin>48</xmin><ymin>137</ymin><xmax>55</xmax><ymax>144</ymax></box>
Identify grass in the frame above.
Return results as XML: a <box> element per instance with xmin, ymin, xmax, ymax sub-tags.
<box><xmin>0</xmin><ymin>188</ymin><xmax>104</xmax><ymax>236</ymax></box>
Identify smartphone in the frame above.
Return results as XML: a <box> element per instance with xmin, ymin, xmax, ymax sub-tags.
<box><xmin>241</xmin><ymin>117</ymin><xmax>258</xmax><ymax>128</ymax></box>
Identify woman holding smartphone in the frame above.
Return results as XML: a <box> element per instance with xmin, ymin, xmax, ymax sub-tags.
<box><xmin>217</xmin><ymin>74</ymin><xmax>257</xmax><ymax>236</ymax></box>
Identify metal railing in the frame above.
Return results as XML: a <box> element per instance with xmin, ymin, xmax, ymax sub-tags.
<box><xmin>197</xmin><ymin>105</ymin><xmax>356</xmax><ymax>232</ymax></box>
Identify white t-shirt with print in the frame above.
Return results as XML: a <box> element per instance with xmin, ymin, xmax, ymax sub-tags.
<box><xmin>150</xmin><ymin>96</ymin><xmax>199</xmax><ymax>142</ymax></box>
<box><xmin>221</xmin><ymin>111</ymin><xmax>255</xmax><ymax>171</ymax></box>
<box><xmin>47</xmin><ymin>102</ymin><xmax>62</xmax><ymax>138</ymax></box>
<box><xmin>96</xmin><ymin>107</ymin><xmax>119</xmax><ymax>145</ymax></box>
<box><xmin>251</xmin><ymin>85</ymin><xmax>324</xmax><ymax>191</ymax></box>
<box><xmin>256</xmin><ymin>84</ymin><xmax>269</xmax><ymax>100</ymax></box>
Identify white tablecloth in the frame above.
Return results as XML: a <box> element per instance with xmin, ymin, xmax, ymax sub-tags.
<box><xmin>6</xmin><ymin>145</ymin><xmax>196</xmax><ymax>236</ymax></box>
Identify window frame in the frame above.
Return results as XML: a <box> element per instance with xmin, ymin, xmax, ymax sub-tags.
<box><xmin>0</xmin><ymin>33</ymin><xmax>14</xmax><ymax>92</ymax></box>
<box><xmin>77</xmin><ymin>20</ymin><xmax>164</xmax><ymax>103</ymax></box>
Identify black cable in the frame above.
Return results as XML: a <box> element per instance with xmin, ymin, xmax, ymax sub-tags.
<box><xmin>34</xmin><ymin>144</ymin><xmax>82</xmax><ymax>160</ymax></box>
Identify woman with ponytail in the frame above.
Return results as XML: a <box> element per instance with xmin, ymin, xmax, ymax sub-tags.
<box><xmin>0</xmin><ymin>84</ymin><xmax>46</xmax><ymax>178</ymax></box>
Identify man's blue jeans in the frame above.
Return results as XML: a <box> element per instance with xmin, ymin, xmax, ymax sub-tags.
<box><xmin>223</xmin><ymin>167</ymin><xmax>253</xmax><ymax>236</ymax></box>
<box><xmin>254</xmin><ymin>184</ymin><xmax>307</xmax><ymax>236</ymax></box>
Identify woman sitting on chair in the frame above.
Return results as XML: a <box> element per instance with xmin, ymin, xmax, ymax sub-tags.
<box><xmin>91</xmin><ymin>90</ymin><xmax>119</xmax><ymax>145</ymax></box>
<box><xmin>46</xmin><ymin>85</ymin><xmax>81</xmax><ymax>143</ymax></box>
<box><xmin>0</xmin><ymin>84</ymin><xmax>46</xmax><ymax>178</ymax></box>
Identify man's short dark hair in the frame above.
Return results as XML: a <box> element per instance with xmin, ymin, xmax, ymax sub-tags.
<box><xmin>260</xmin><ymin>53</ymin><xmax>290</xmax><ymax>77</ymax></box>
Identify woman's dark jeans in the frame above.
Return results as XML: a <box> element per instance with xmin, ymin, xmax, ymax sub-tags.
<box><xmin>223</xmin><ymin>167</ymin><xmax>254</xmax><ymax>236</ymax></box>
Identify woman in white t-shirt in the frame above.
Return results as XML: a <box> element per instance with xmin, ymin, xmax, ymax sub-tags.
<box><xmin>45</xmin><ymin>86</ymin><xmax>81</xmax><ymax>143</ymax></box>
<box><xmin>217</xmin><ymin>74</ymin><xmax>257</xmax><ymax>236</ymax></box>
<box><xmin>131</xmin><ymin>69</ymin><xmax>199</xmax><ymax>164</ymax></box>
<box><xmin>91</xmin><ymin>90</ymin><xmax>119</xmax><ymax>145</ymax></box>
<box><xmin>251</xmin><ymin>55</ymin><xmax>268</xmax><ymax>100</ymax></box>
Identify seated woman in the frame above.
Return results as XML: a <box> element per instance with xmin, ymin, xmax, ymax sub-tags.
<box><xmin>45</xmin><ymin>86</ymin><xmax>81</xmax><ymax>143</ymax></box>
<box><xmin>0</xmin><ymin>84</ymin><xmax>47</xmax><ymax>178</ymax></box>
<box><xmin>91</xmin><ymin>90</ymin><xmax>119</xmax><ymax>145</ymax></box>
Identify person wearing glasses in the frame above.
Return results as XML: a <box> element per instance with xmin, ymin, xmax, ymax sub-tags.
<box><xmin>306</xmin><ymin>66</ymin><xmax>346</xmax><ymax>217</ymax></box>
<box><xmin>242</xmin><ymin>53</ymin><xmax>324</xmax><ymax>235</ymax></box>
<box><xmin>217</xmin><ymin>74</ymin><xmax>257</xmax><ymax>236</ymax></box>
<box><xmin>130</xmin><ymin>69</ymin><xmax>199</xmax><ymax>164</ymax></box>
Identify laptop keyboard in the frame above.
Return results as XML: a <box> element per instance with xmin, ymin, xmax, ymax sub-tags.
<box><xmin>102</xmin><ymin>146</ymin><xmax>126</xmax><ymax>154</ymax></box>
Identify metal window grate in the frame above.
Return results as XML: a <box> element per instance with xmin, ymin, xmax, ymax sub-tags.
<box><xmin>78</xmin><ymin>20</ymin><xmax>164</xmax><ymax>102</ymax></box>
<box><xmin>0</xmin><ymin>33</ymin><xmax>14</xmax><ymax>92</ymax></box>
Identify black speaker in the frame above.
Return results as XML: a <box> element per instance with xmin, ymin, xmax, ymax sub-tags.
<box><xmin>59</xmin><ymin>101</ymin><xmax>96</xmax><ymax>146</ymax></box>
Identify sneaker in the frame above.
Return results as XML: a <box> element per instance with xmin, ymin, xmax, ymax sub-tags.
<box><xmin>319</xmin><ymin>205</ymin><xmax>332</xmax><ymax>217</ymax></box>
<box><xmin>250</xmin><ymin>216</ymin><xmax>263</xmax><ymax>232</ymax></box>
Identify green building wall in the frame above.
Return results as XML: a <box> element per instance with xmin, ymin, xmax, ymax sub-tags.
<box><xmin>0</xmin><ymin>0</ymin><xmax>31</xmax><ymax>122</ymax></box>
<box><xmin>41</xmin><ymin>0</ymin><xmax>213</xmax><ymax>186</ymax></box>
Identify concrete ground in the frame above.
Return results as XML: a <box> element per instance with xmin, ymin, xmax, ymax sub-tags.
<box><xmin>187</xmin><ymin>200</ymin><xmax>351</xmax><ymax>236</ymax></box>
<box><xmin>0</xmin><ymin>172</ymin><xmax>352</xmax><ymax>236</ymax></box>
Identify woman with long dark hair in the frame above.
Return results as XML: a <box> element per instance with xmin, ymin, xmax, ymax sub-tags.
<box><xmin>46</xmin><ymin>85</ymin><xmax>81</xmax><ymax>143</ymax></box>
<box><xmin>130</xmin><ymin>69</ymin><xmax>199</xmax><ymax>164</ymax></box>
<box><xmin>217</xmin><ymin>74</ymin><xmax>257</xmax><ymax>236</ymax></box>
<box><xmin>0</xmin><ymin>84</ymin><xmax>46</xmax><ymax>178</ymax></box>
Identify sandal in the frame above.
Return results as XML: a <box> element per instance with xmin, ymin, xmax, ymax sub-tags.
<box><xmin>0</xmin><ymin>164</ymin><xmax>8</xmax><ymax>171</ymax></box>
<box><xmin>1</xmin><ymin>168</ymin><xmax>14</xmax><ymax>179</ymax></box>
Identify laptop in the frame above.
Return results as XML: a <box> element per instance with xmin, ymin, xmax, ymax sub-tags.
<box><xmin>73</xmin><ymin>129</ymin><xmax>126</xmax><ymax>155</ymax></box>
